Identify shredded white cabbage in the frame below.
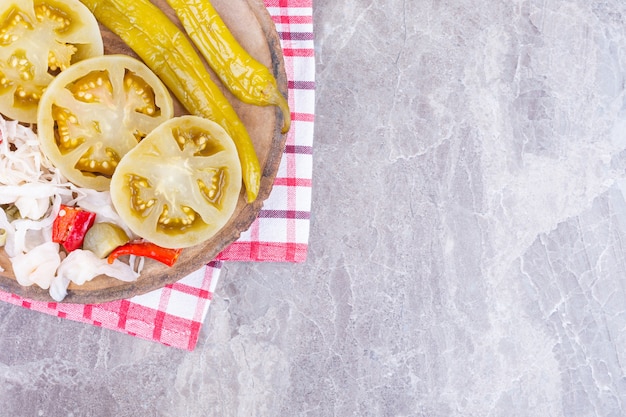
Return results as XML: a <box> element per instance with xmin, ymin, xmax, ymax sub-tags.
<box><xmin>12</xmin><ymin>241</ymin><xmax>62</xmax><ymax>290</ymax></box>
<box><xmin>50</xmin><ymin>249</ymin><xmax>141</xmax><ymax>302</ymax></box>
<box><xmin>0</xmin><ymin>115</ymin><xmax>142</xmax><ymax>301</ymax></box>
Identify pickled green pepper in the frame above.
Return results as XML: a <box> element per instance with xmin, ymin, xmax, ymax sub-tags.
<box><xmin>166</xmin><ymin>0</ymin><xmax>291</xmax><ymax>134</ymax></box>
<box><xmin>79</xmin><ymin>0</ymin><xmax>262</xmax><ymax>202</ymax></box>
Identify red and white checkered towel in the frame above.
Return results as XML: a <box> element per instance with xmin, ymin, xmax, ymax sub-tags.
<box><xmin>0</xmin><ymin>0</ymin><xmax>314</xmax><ymax>351</ymax></box>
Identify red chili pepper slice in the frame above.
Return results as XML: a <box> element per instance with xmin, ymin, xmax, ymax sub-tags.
<box><xmin>52</xmin><ymin>205</ymin><xmax>96</xmax><ymax>252</ymax></box>
<box><xmin>107</xmin><ymin>241</ymin><xmax>182</xmax><ymax>267</ymax></box>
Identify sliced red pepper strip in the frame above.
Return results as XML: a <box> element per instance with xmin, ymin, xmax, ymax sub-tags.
<box><xmin>52</xmin><ymin>205</ymin><xmax>96</xmax><ymax>252</ymax></box>
<box><xmin>107</xmin><ymin>241</ymin><xmax>182</xmax><ymax>267</ymax></box>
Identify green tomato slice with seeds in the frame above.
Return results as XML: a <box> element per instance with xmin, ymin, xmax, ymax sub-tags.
<box><xmin>0</xmin><ymin>0</ymin><xmax>104</xmax><ymax>123</ymax></box>
<box><xmin>37</xmin><ymin>54</ymin><xmax>174</xmax><ymax>190</ymax></box>
<box><xmin>110</xmin><ymin>115</ymin><xmax>242</xmax><ymax>249</ymax></box>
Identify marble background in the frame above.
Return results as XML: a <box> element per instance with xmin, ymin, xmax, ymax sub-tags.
<box><xmin>2</xmin><ymin>0</ymin><xmax>626</xmax><ymax>415</ymax></box>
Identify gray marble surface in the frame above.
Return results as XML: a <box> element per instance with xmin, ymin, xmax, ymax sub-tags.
<box><xmin>2</xmin><ymin>0</ymin><xmax>626</xmax><ymax>415</ymax></box>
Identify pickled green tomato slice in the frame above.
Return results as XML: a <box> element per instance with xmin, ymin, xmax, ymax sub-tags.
<box><xmin>37</xmin><ymin>55</ymin><xmax>174</xmax><ymax>190</ymax></box>
<box><xmin>110</xmin><ymin>115</ymin><xmax>242</xmax><ymax>249</ymax></box>
<box><xmin>0</xmin><ymin>0</ymin><xmax>104</xmax><ymax>123</ymax></box>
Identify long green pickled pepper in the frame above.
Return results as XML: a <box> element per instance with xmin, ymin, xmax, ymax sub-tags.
<box><xmin>79</xmin><ymin>0</ymin><xmax>262</xmax><ymax>203</ymax></box>
<box><xmin>166</xmin><ymin>0</ymin><xmax>291</xmax><ymax>134</ymax></box>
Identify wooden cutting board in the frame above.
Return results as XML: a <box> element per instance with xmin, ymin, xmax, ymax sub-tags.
<box><xmin>0</xmin><ymin>0</ymin><xmax>288</xmax><ymax>303</ymax></box>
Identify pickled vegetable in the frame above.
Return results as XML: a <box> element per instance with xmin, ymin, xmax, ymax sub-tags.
<box><xmin>36</xmin><ymin>55</ymin><xmax>174</xmax><ymax>190</ymax></box>
<box><xmin>110</xmin><ymin>115</ymin><xmax>242</xmax><ymax>249</ymax></box>
<box><xmin>107</xmin><ymin>241</ymin><xmax>182</xmax><ymax>267</ymax></box>
<box><xmin>82</xmin><ymin>222</ymin><xmax>130</xmax><ymax>258</ymax></box>
<box><xmin>0</xmin><ymin>0</ymin><xmax>104</xmax><ymax>123</ymax></box>
<box><xmin>52</xmin><ymin>205</ymin><xmax>96</xmax><ymax>252</ymax></box>
<box><xmin>79</xmin><ymin>0</ymin><xmax>262</xmax><ymax>202</ymax></box>
<box><xmin>167</xmin><ymin>0</ymin><xmax>291</xmax><ymax>133</ymax></box>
